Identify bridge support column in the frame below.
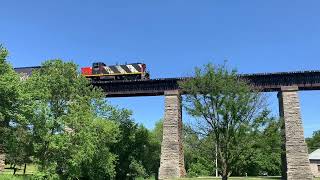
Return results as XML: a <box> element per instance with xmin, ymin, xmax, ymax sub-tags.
<box><xmin>278</xmin><ymin>86</ymin><xmax>313</xmax><ymax>180</ymax></box>
<box><xmin>159</xmin><ymin>90</ymin><xmax>186</xmax><ymax>179</ymax></box>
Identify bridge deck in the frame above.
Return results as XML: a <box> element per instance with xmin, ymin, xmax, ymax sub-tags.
<box><xmin>14</xmin><ymin>67</ymin><xmax>320</xmax><ymax>97</ymax></box>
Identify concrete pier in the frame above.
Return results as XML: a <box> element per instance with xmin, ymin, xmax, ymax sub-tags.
<box><xmin>278</xmin><ymin>86</ymin><xmax>313</xmax><ymax>180</ymax></box>
<box><xmin>159</xmin><ymin>90</ymin><xmax>186</xmax><ymax>179</ymax></box>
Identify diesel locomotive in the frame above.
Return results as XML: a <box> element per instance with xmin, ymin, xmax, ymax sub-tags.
<box><xmin>81</xmin><ymin>62</ymin><xmax>150</xmax><ymax>80</ymax></box>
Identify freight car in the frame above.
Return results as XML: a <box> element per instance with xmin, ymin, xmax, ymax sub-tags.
<box><xmin>81</xmin><ymin>62</ymin><xmax>150</xmax><ymax>80</ymax></box>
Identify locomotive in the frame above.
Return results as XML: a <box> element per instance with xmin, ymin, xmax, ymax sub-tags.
<box><xmin>81</xmin><ymin>62</ymin><xmax>150</xmax><ymax>80</ymax></box>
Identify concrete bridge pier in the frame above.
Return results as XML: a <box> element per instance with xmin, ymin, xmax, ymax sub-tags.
<box><xmin>159</xmin><ymin>90</ymin><xmax>186</xmax><ymax>179</ymax></box>
<box><xmin>278</xmin><ymin>86</ymin><xmax>313</xmax><ymax>180</ymax></box>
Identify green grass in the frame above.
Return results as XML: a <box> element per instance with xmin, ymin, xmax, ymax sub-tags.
<box><xmin>0</xmin><ymin>164</ymin><xmax>36</xmax><ymax>179</ymax></box>
<box><xmin>0</xmin><ymin>174</ymin><xmax>31</xmax><ymax>180</ymax></box>
<box><xmin>1</xmin><ymin>175</ymin><xmax>320</xmax><ymax>180</ymax></box>
<box><xmin>0</xmin><ymin>164</ymin><xmax>37</xmax><ymax>180</ymax></box>
<box><xmin>1</xmin><ymin>164</ymin><xmax>37</xmax><ymax>175</ymax></box>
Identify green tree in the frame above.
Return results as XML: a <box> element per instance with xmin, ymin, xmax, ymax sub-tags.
<box><xmin>184</xmin><ymin>126</ymin><xmax>215</xmax><ymax>177</ymax></box>
<box><xmin>111</xmin><ymin>117</ymin><xmax>163</xmax><ymax>180</ymax></box>
<box><xmin>0</xmin><ymin>45</ymin><xmax>33</xmax><ymax>172</ymax></box>
<box><xmin>306</xmin><ymin>130</ymin><xmax>320</xmax><ymax>153</ymax></box>
<box><xmin>179</xmin><ymin>63</ymin><xmax>267</xmax><ymax>180</ymax></box>
<box><xmin>111</xmin><ymin>112</ymin><xmax>155</xmax><ymax>180</ymax></box>
<box><xmin>151</xmin><ymin>119</ymin><xmax>163</xmax><ymax>145</ymax></box>
<box><xmin>147</xmin><ymin>119</ymin><xmax>163</xmax><ymax>179</ymax></box>
<box><xmin>26</xmin><ymin>60</ymin><xmax>120</xmax><ymax>179</ymax></box>
<box><xmin>231</xmin><ymin>116</ymin><xmax>281</xmax><ymax>176</ymax></box>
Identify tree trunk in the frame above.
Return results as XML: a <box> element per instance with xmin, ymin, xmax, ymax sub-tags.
<box><xmin>222</xmin><ymin>175</ymin><xmax>228</xmax><ymax>180</ymax></box>
<box><xmin>13</xmin><ymin>164</ymin><xmax>16</xmax><ymax>175</ymax></box>
<box><xmin>222</xmin><ymin>171</ymin><xmax>228</xmax><ymax>180</ymax></box>
<box><xmin>221</xmin><ymin>157</ymin><xmax>228</xmax><ymax>180</ymax></box>
<box><xmin>23</xmin><ymin>163</ymin><xmax>26</xmax><ymax>174</ymax></box>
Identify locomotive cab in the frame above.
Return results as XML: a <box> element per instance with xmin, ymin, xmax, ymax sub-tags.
<box><xmin>92</xmin><ymin>62</ymin><xmax>106</xmax><ymax>75</ymax></box>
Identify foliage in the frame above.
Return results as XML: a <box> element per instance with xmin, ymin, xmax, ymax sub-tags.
<box><xmin>150</xmin><ymin>116</ymin><xmax>280</xmax><ymax>178</ymax></box>
<box><xmin>179</xmin><ymin>63</ymin><xmax>270</xmax><ymax>180</ymax></box>
<box><xmin>148</xmin><ymin>119</ymin><xmax>163</xmax><ymax>179</ymax></box>
<box><xmin>184</xmin><ymin>125</ymin><xmax>215</xmax><ymax>177</ymax></box>
<box><xmin>112</xmin><ymin>114</ymin><xmax>161</xmax><ymax>179</ymax></box>
<box><xmin>187</xmin><ymin>162</ymin><xmax>211</xmax><ymax>177</ymax></box>
<box><xmin>231</xmin><ymin>116</ymin><xmax>281</xmax><ymax>176</ymax></box>
<box><xmin>0</xmin><ymin>45</ymin><xmax>33</xmax><ymax>171</ymax></box>
<box><xmin>151</xmin><ymin>119</ymin><xmax>163</xmax><ymax>144</ymax></box>
<box><xmin>0</xmin><ymin>47</ymin><xmax>164</xmax><ymax>179</ymax></box>
<box><xmin>25</xmin><ymin>60</ymin><xmax>120</xmax><ymax>179</ymax></box>
<box><xmin>184</xmin><ymin>116</ymin><xmax>281</xmax><ymax>178</ymax></box>
<box><xmin>306</xmin><ymin>130</ymin><xmax>320</xmax><ymax>153</ymax></box>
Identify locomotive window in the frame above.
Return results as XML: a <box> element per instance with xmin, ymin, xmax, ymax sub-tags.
<box><xmin>93</xmin><ymin>62</ymin><xmax>106</xmax><ymax>68</ymax></box>
<box><xmin>93</xmin><ymin>63</ymin><xmax>99</xmax><ymax>68</ymax></box>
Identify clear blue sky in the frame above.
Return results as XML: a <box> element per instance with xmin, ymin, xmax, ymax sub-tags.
<box><xmin>1</xmin><ymin>0</ymin><xmax>320</xmax><ymax>137</ymax></box>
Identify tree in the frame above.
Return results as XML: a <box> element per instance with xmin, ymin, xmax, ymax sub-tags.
<box><xmin>306</xmin><ymin>130</ymin><xmax>320</xmax><ymax>153</ymax></box>
<box><xmin>179</xmin><ymin>63</ymin><xmax>267</xmax><ymax>180</ymax></box>
<box><xmin>0</xmin><ymin>45</ymin><xmax>33</xmax><ymax>172</ymax></box>
<box><xmin>147</xmin><ymin>119</ymin><xmax>163</xmax><ymax>179</ymax></box>
<box><xmin>230</xmin><ymin>115</ymin><xmax>281</xmax><ymax>176</ymax></box>
<box><xmin>111</xmin><ymin>112</ymin><xmax>159</xmax><ymax>180</ymax></box>
<box><xmin>184</xmin><ymin>125</ymin><xmax>215</xmax><ymax>177</ymax></box>
<box><xmin>26</xmin><ymin>60</ymin><xmax>120</xmax><ymax>179</ymax></box>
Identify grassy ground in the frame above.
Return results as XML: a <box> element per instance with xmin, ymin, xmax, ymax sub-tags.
<box><xmin>1</xmin><ymin>175</ymin><xmax>320</xmax><ymax>180</ymax></box>
<box><xmin>1</xmin><ymin>164</ymin><xmax>37</xmax><ymax>175</ymax></box>
<box><xmin>0</xmin><ymin>164</ymin><xmax>35</xmax><ymax>180</ymax></box>
<box><xmin>1</xmin><ymin>172</ymin><xmax>319</xmax><ymax>180</ymax></box>
<box><xmin>0</xmin><ymin>174</ymin><xmax>31</xmax><ymax>180</ymax></box>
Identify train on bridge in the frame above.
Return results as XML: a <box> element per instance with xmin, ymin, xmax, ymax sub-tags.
<box><xmin>81</xmin><ymin>62</ymin><xmax>150</xmax><ymax>80</ymax></box>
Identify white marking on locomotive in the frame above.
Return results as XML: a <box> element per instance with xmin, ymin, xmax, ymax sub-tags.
<box><xmin>104</xmin><ymin>66</ymin><xmax>114</xmax><ymax>74</ymax></box>
<box><xmin>127</xmin><ymin>65</ymin><xmax>139</xmax><ymax>73</ymax></box>
<box><xmin>116</xmin><ymin>66</ymin><xmax>127</xmax><ymax>74</ymax></box>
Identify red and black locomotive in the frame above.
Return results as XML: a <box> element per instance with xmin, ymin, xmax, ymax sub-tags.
<box><xmin>81</xmin><ymin>62</ymin><xmax>150</xmax><ymax>80</ymax></box>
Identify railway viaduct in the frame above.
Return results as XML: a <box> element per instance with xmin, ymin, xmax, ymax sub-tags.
<box><xmin>12</xmin><ymin>67</ymin><xmax>320</xmax><ymax>179</ymax></box>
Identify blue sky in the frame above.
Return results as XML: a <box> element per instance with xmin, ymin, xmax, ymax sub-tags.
<box><xmin>1</xmin><ymin>0</ymin><xmax>320</xmax><ymax>137</ymax></box>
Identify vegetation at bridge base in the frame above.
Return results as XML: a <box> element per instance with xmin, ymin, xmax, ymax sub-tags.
<box><xmin>111</xmin><ymin>113</ymin><xmax>161</xmax><ymax>180</ymax></box>
<box><xmin>0</xmin><ymin>45</ymin><xmax>36</xmax><ymax>176</ymax></box>
<box><xmin>179</xmin><ymin>63</ymin><xmax>282</xmax><ymax>180</ymax></box>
